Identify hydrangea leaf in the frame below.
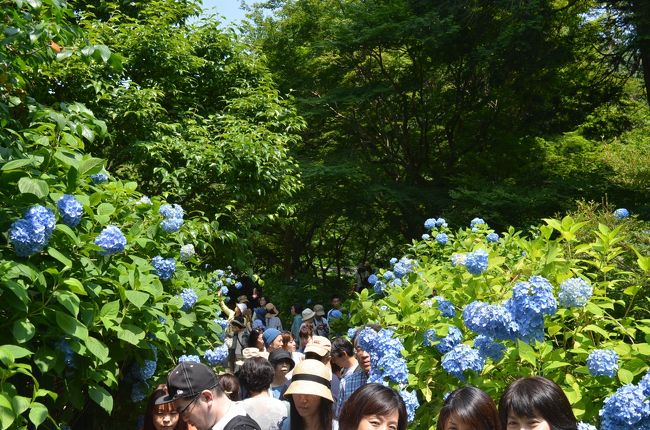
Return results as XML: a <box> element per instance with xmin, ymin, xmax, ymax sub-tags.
<box><xmin>11</xmin><ymin>396</ymin><xmax>30</xmax><ymax>416</ymax></box>
<box><xmin>125</xmin><ymin>290</ymin><xmax>149</xmax><ymax>309</ymax></box>
<box><xmin>47</xmin><ymin>247</ymin><xmax>72</xmax><ymax>269</ymax></box>
<box><xmin>28</xmin><ymin>401</ymin><xmax>48</xmax><ymax>428</ymax></box>
<box><xmin>17</xmin><ymin>177</ymin><xmax>49</xmax><ymax>198</ymax></box>
<box><xmin>78</xmin><ymin>157</ymin><xmax>104</xmax><ymax>176</ymax></box>
<box><xmin>54</xmin><ymin>311</ymin><xmax>88</xmax><ymax>341</ymax></box>
<box><xmin>12</xmin><ymin>320</ymin><xmax>35</xmax><ymax>343</ymax></box>
<box><xmin>115</xmin><ymin>324</ymin><xmax>145</xmax><ymax>346</ymax></box>
<box><xmin>54</xmin><ymin>291</ymin><xmax>80</xmax><ymax>317</ymax></box>
<box><xmin>85</xmin><ymin>337</ymin><xmax>109</xmax><ymax>364</ymax></box>
<box><xmin>1</xmin><ymin>158</ymin><xmax>35</xmax><ymax>171</ymax></box>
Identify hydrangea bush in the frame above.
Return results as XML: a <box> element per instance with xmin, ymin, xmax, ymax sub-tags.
<box><xmin>349</xmin><ymin>214</ymin><xmax>650</xmax><ymax>429</ymax></box>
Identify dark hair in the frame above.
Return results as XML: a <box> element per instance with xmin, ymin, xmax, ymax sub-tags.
<box><xmin>498</xmin><ymin>376</ymin><xmax>577</xmax><ymax>430</ymax></box>
<box><xmin>239</xmin><ymin>357</ymin><xmax>274</xmax><ymax>394</ymax></box>
<box><xmin>248</xmin><ymin>328</ymin><xmax>264</xmax><ymax>348</ymax></box>
<box><xmin>141</xmin><ymin>384</ymin><xmax>188</xmax><ymax>430</ymax></box>
<box><xmin>338</xmin><ymin>383</ymin><xmax>407</xmax><ymax>430</ymax></box>
<box><xmin>331</xmin><ymin>295</ymin><xmax>341</xmax><ymax>301</ymax></box>
<box><xmin>299</xmin><ymin>323</ymin><xmax>313</xmax><ymax>340</ymax></box>
<box><xmin>437</xmin><ymin>386</ymin><xmax>499</xmax><ymax>430</ymax></box>
<box><xmin>288</xmin><ymin>393</ymin><xmax>333</xmax><ymax>430</ymax></box>
<box><xmin>292</xmin><ymin>303</ymin><xmax>302</xmax><ymax>314</ymax></box>
<box><xmin>332</xmin><ymin>337</ymin><xmax>354</xmax><ymax>358</ymax></box>
<box><xmin>218</xmin><ymin>373</ymin><xmax>240</xmax><ymax>401</ymax></box>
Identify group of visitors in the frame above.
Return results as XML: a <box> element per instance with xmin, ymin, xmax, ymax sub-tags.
<box><xmin>141</xmin><ymin>293</ymin><xmax>584</xmax><ymax>430</ymax></box>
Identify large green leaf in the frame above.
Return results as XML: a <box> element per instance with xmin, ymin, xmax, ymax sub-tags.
<box><xmin>0</xmin><ymin>345</ymin><xmax>33</xmax><ymax>366</ymax></box>
<box><xmin>48</xmin><ymin>247</ymin><xmax>72</xmax><ymax>268</ymax></box>
<box><xmin>88</xmin><ymin>385</ymin><xmax>113</xmax><ymax>414</ymax></box>
<box><xmin>17</xmin><ymin>177</ymin><xmax>49</xmax><ymax>198</ymax></box>
<box><xmin>28</xmin><ymin>402</ymin><xmax>48</xmax><ymax>428</ymax></box>
<box><xmin>12</xmin><ymin>320</ymin><xmax>35</xmax><ymax>344</ymax></box>
<box><xmin>54</xmin><ymin>290</ymin><xmax>80</xmax><ymax>317</ymax></box>
<box><xmin>85</xmin><ymin>337</ymin><xmax>109</xmax><ymax>363</ymax></box>
<box><xmin>1</xmin><ymin>159</ymin><xmax>35</xmax><ymax>171</ymax></box>
<box><xmin>54</xmin><ymin>312</ymin><xmax>88</xmax><ymax>341</ymax></box>
<box><xmin>78</xmin><ymin>158</ymin><xmax>104</xmax><ymax>175</ymax></box>
<box><xmin>125</xmin><ymin>290</ymin><xmax>149</xmax><ymax>309</ymax></box>
<box><xmin>115</xmin><ymin>324</ymin><xmax>145</xmax><ymax>345</ymax></box>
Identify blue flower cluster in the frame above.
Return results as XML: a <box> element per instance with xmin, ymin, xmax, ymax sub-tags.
<box><xmin>486</xmin><ymin>232</ymin><xmax>499</xmax><ymax>243</ymax></box>
<box><xmin>95</xmin><ymin>225</ymin><xmax>127</xmax><ymax>255</ymax></box>
<box><xmin>159</xmin><ymin>203</ymin><xmax>184</xmax><ymax>233</ymax></box>
<box><xmin>577</xmin><ymin>423</ymin><xmax>597</xmax><ymax>430</ymax></box>
<box><xmin>330</xmin><ymin>309</ymin><xmax>343</xmax><ymax>319</ymax></box>
<box><xmin>558</xmin><ymin>277</ymin><xmax>593</xmax><ymax>308</ymax></box>
<box><xmin>587</xmin><ymin>349</ymin><xmax>618</xmax><ymax>378</ymax></box>
<box><xmin>214</xmin><ymin>318</ymin><xmax>229</xmax><ymax>340</ymax></box>
<box><xmin>451</xmin><ymin>253</ymin><xmax>467</xmax><ymax>267</ymax></box>
<box><xmin>393</xmin><ymin>257</ymin><xmax>415</xmax><ymax>278</ymax></box>
<box><xmin>178</xmin><ymin>354</ymin><xmax>200</xmax><ymax>363</ymax></box>
<box><xmin>600</xmin><ymin>382</ymin><xmax>650</xmax><ymax>430</ymax></box>
<box><xmin>180</xmin><ymin>288</ymin><xmax>198</xmax><ymax>311</ymax></box>
<box><xmin>505</xmin><ymin>276</ymin><xmax>557</xmax><ymax>343</ymax></box>
<box><xmin>435</xmin><ymin>296</ymin><xmax>456</xmax><ymax>317</ymax></box>
<box><xmin>421</xmin><ymin>233</ymin><xmax>430</xmax><ymax>240</ymax></box>
<box><xmin>135</xmin><ymin>195</ymin><xmax>152</xmax><ymax>206</ymax></box>
<box><xmin>9</xmin><ymin>205</ymin><xmax>56</xmax><ymax>256</ymax></box>
<box><xmin>463</xmin><ymin>301</ymin><xmax>519</xmax><ymax>341</ymax></box>
<box><xmin>464</xmin><ymin>249</ymin><xmax>489</xmax><ymax>275</ymax></box>
<box><xmin>436</xmin><ymin>233</ymin><xmax>448</xmax><ymax>245</ymax></box>
<box><xmin>473</xmin><ymin>335</ymin><xmax>506</xmax><ymax>361</ymax></box>
<box><xmin>441</xmin><ymin>344</ymin><xmax>485</xmax><ymax>380</ymax></box>
<box><xmin>204</xmin><ymin>345</ymin><xmax>229</xmax><ymax>366</ymax></box>
<box><xmin>347</xmin><ymin>327</ymin><xmax>357</xmax><ymax>339</ymax></box>
<box><xmin>180</xmin><ymin>244</ymin><xmax>195</xmax><ymax>261</ymax></box>
<box><xmin>614</xmin><ymin>208</ymin><xmax>630</xmax><ymax>220</ymax></box>
<box><xmin>91</xmin><ymin>173</ymin><xmax>108</xmax><ymax>184</ymax></box>
<box><xmin>57</xmin><ymin>195</ymin><xmax>83</xmax><ymax>227</ymax></box>
<box><xmin>152</xmin><ymin>256</ymin><xmax>176</xmax><ymax>281</ymax></box>
<box><xmin>220</xmin><ymin>285</ymin><xmax>229</xmax><ymax>296</ymax></box>
<box><xmin>470</xmin><ymin>217</ymin><xmax>486</xmax><ymax>232</ymax></box>
<box><xmin>389</xmin><ymin>257</ymin><xmax>398</xmax><ymax>265</ymax></box>
<box><xmin>425</xmin><ymin>326</ymin><xmax>463</xmax><ymax>354</ymax></box>
<box><xmin>55</xmin><ymin>339</ymin><xmax>76</xmax><ymax>368</ymax></box>
<box><xmin>235</xmin><ymin>281</ymin><xmax>242</xmax><ymax>289</ymax></box>
<box><xmin>399</xmin><ymin>389</ymin><xmax>420</xmax><ymax>423</ymax></box>
<box><xmin>209</xmin><ymin>268</ymin><xmax>239</xmax><ymax>293</ymax></box>
<box><xmin>357</xmin><ymin>328</ymin><xmax>410</xmax><ymax>385</ymax></box>
<box><xmin>424</xmin><ymin>217</ymin><xmax>447</xmax><ymax>229</ymax></box>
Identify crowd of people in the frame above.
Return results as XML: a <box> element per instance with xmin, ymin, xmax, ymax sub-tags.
<box><xmin>141</xmin><ymin>293</ymin><xmax>586</xmax><ymax>430</ymax></box>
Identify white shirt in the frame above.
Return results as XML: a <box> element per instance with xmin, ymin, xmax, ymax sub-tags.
<box><xmin>211</xmin><ymin>401</ymin><xmax>248</xmax><ymax>430</ymax></box>
<box><xmin>241</xmin><ymin>397</ymin><xmax>289</xmax><ymax>430</ymax></box>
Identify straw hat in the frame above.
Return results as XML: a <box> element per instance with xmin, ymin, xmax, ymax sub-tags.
<box><xmin>238</xmin><ymin>295</ymin><xmax>249</xmax><ymax>303</ymax></box>
<box><xmin>313</xmin><ymin>304</ymin><xmax>325</xmax><ymax>316</ymax></box>
<box><xmin>265</xmin><ymin>303</ymin><xmax>279</xmax><ymax>315</ymax></box>
<box><xmin>302</xmin><ymin>308</ymin><xmax>315</xmax><ymax>321</ymax></box>
<box><xmin>284</xmin><ymin>359</ymin><xmax>333</xmax><ymax>402</ymax></box>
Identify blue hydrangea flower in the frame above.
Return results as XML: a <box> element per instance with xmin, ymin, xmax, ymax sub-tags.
<box><xmin>204</xmin><ymin>345</ymin><xmax>229</xmax><ymax>366</ymax></box>
<box><xmin>389</xmin><ymin>257</ymin><xmax>398</xmax><ymax>265</ymax></box>
<box><xmin>465</xmin><ymin>249</ymin><xmax>489</xmax><ymax>275</ymax></box>
<box><xmin>220</xmin><ymin>285</ymin><xmax>229</xmax><ymax>296</ymax></box>
<box><xmin>441</xmin><ymin>344</ymin><xmax>485</xmax><ymax>380</ymax></box>
<box><xmin>135</xmin><ymin>196</ymin><xmax>152</xmax><ymax>206</ymax></box>
<box><xmin>10</xmin><ymin>205</ymin><xmax>57</xmax><ymax>256</ymax></box>
<box><xmin>577</xmin><ymin>423</ymin><xmax>597</xmax><ymax>430</ymax></box>
<box><xmin>436</xmin><ymin>233</ymin><xmax>448</xmax><ymax>245</ymax></box>
<box><xmin>640</xmin><ymin>370</ymin><xmax>650</xmax><ymax>397</ymax></box>
<box><xmin>463</xmin><ymin>301</ymin><xmax>518</xmax><ymax>341</ymax></box>
<box><xmin>393</xmin><ymin>258</ymin><xmax>414</xmax><ymax>278</ymax></box>
<box><xmin>180</xmin><ymin>288</ymin><xmax>197</xmax><ymax>311</ymax></box>
<box><xmin>435</xmin><ymin>296</ymin><xmax>456</xmax><ymax>317</ymax></box>
<box><xmin>215</xmin><ymin>269</ymin><xmax>225</xmax><ymax>277</ymax></box>
<box><xmin>433</xmin><ymin>326</ymin><xmax>463</xmax><ymax>354</ymax></box>
<box><xmin>180</xmin><ymin>244</ymin><xmax>195</xmax><ymax>261</ymax></box>
<box><xmin>347</xmin><ymin>328</ymin><xmax>357</xmax><ymax>339</ymax></box>
<box><xmin>424</xmin><ymin>218</ymin><xmax>436</xmax><ymax>229</ymax></box>
<box><xmin>423</xmin><ymin>329</ymin><xmax>436</xmax><ymax>347</ymax></box>
<box><xmin>161</xmin><ymin>217</ymin><xmax>184</xmax><ymax>233</ymax></box>
<box><xmin>371</xmin><ymin>354</ymin><xmax>409</xmax><ymax>384</ymax></box>
<box><xmin>599</xmin><ymin>384</ymin><xmax>650</xmax><ymax>429</ymax></box>
<box><xmin>178</xmin><ymin>354</ymin><xmax>200</xmax><ymax>363</ymax></box>
<box><xmin>470</xmin><ymin>217</ymin><xmax>486</xmax><ymax>228</ymax></box>
<box><xmin>587</xmin><ymin>349</ymin><xmax>618</xmax><ymax>378</ymax></box>
<box><xmin>158</xmin><ymin>316</ymin><xmax>167</xmax><ymax>325</ymax></box>
<box><xmin>91</xmin><ymin>173</ymin><xmax>108</xmax><ymax>184</ymax></box>
<box><xmin>435</xmin><ymin>218</ymin><xmax>447</xmax><ymax>227</ymax></box>
<box><xmin>451</xmin><ymin>253</ymin><xmax>467</xmax><ymax>267</ymax></box>
<box><xmin>473</xmin><ymin>335</ymin><xmax>506</xmax><ymax>361</ymax></box>
<box><xmin>368</xmin><ymin>274</ymin><xmax>378</xmax><ymax>285</ymax></box>
<box><xmin>422</xmin><ymin>233</ymin><xmax>430</xmax><ymax>240</ymax></box>
<box><xmin>142</xmin><ymin>359</ymin><xmax>157</xmax><ymax>380</ymax></box>
<box><xmin>55</xmin><ymin>339</ymin><xmax>76</xmax><ymax>368</ymax></box>
<box><xmin>131</xmin><ymin>383</ymin><xmax>147</xmax><ymax>402</ymax></box>
<box><xmin>505</xmin><ymin>276</ymin><xmax>557</xmax><ymax>342</ymax></box>
<box><xmin>152</xmin><ymin>256</ymin><xmax>176</xmax><ymax>281</ymax></box>
<box><xmin>330</xmin><ymin>309</ymin><xmax>343</xmax><ymax>319</ymax></box>
<box><xmin>57</xmin><ymin>195</ymin><xmax>83</xmax><ymax>227</ymax></box>
<box><xmin>160</xmin><ymin>204</ymin><xmax>184</xmax><ymax>219</ymax></box>
<box><xmin>383</xmin><ymin>271</ymin><xmax>395</xmax><ymax>280</ymax></box>
<box><xmin>613</xmin><ymin>208</ymin><xmax>630</xmax><ymax>220</ymax></box>
<box><xmin>235</xmin><ymin>281</ymin><xmax>242</xmax><ymax>289</ymax></box>
<box><xmin>400</xmin><ymin>389</ymin><xmax>419</xmax><ymax>423</ymax></box>
<box><xmin>391</xmin><ymin>278</ymin><xmax>403</xmax><ymax>287</ymax></box>
<box><xmin>558</xmin><ymin>277</ymin><xmax>593</xmax><ymax>308</ymax></box>
<box><xmin>95</xmin><ymin>225</ymin><xmax>127</xmax><ymax>255</ymax></box>
<box><xmin>486</xmin><ymin>232</ymin><xmax>499</xmax><ymax>243</ymax></box>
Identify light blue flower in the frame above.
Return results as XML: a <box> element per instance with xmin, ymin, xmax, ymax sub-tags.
<box><xmin>441</xmin><ymin>344</ymin><xmax>485</xmax><ymax>380</ymax></box>
<box><xmin>613</xmin><ymin>208</ymin><xmax>630</xmax><ymax>220</ymax></box>
<box><xmin>400</xmin><ymin>389</ymin><xmax>419</xmax><ymax>423</ymax></box>
<box><xmin>558</xmin><ymin>277</ymin><xmax>593</xmax><ymax>308</ymax></box>
<box><xmin>451</xmin><ymin>253</ymin><xmax>466</xmax><ymax>267</ymax></box>
<box><xmin>220</xmin><ymin>285</ymin><xmax>229</xmax><ymax>296</ymax></box>
<box><xmin>640</xmin><ymin>370</ymin><xmax>650</xmax><ymax>397</ymax></box>
<box><xmin>424</xmin><ymin>218</ymin><xmax>436</xmax><ymax>229</ymax></box>
<box><xmin>435</xmin><ymin>218</ymin><xmax>447</xmax><ymax>227</ymax></box>
<box><xmin>505</xmin><ymin>276</ymin><xmax>557</xmax><ymax>342</ymax></box>
<box><xmin>587</xmin><ymin>349</ymin><xmax>618</xmax><ymax>378</ymax></box>
<box><xmin>347</xmin><ymin>328</ymin><xmax>357</xmax><ymax>339</ymax></box>
<box><xmin>9</xmin><ymin>206</ymin><xmax>56</xmax><ymax>257</ymax></box>
<box><xmin>389</xmin><ymin>257</ymin><xmax>397</xmax><ymax>265</ymax></box>
<box><xmin>368</xmin><ymin>274</ymin><xmax>378</xmax><ymax>285</ymax></box>
<box><xmin>356</xmin><ymin>327</ymin><xmax>378</xmax><ymax>352</ymax></box>
<box><xmin>235</xmin><ymin>281</ymin><xmax>243</xmax><ymax>289</ymax></box>
<box><xmin>57</xmin><ymin>195</ymin><xmax>83</xmax><ymax>227</ymax></box>
<box><xmin>470</xmin><ymin>217</ymin><xmax>486</xmax><ymax>228</ymax></box>
<box><xmin>435</xmin><ymin>296</ymin><xmax>456</xmax><ymax>317</ymax></box>
<box><xmin>330</xmin><ymin>309</ymin><xmax>343</xmax><ymax>319</ymax></box>
<box><xmin>428</xmin><ymin>326</ymin><xmax>463</xmax><ymax>354</ymax></box>
<box><xmin>391</xmin><ymin>278</ymin><xmax>403</xmax><ymax>287</ymax></box>
<box><xmin>91</xmin><ymin>173</ymin><xmax>108</xmax><ymax>184</ymax></box>
<box><xmin>436</xmin><ymin>233</ymin><xmax>448</xmax><ymax>245</ymax></box>
<box><xmin>599</xmin><ymin>384</ymin><xmax>650</xmax><ymax>429</ymax></box>
<box><xmin>383</xmin><ymin>271</ymin><xmax>395</xmax><ymax>280</ymax></box>
<box><xmin>152</xmin><ymin>256</ymin><xmax>176</xmax><ymax>281</ymax></box>
<box><xmin>465</xmin><ymin>249</ymin><xmax>488</xmax><ymax>275</ymax></box>
<box><xmin>463</xmin><ymin>301</ymin><xmax>518</xmax><ymax>341</ymax></box>
<box><xmin>473</xmin><ymin>335</ymin><xmax>506</xmax><ymax>361</ymax></box>
<box><xmin>204</xmin><ymin>345</ymin><xmax>229</xmax><ymax>366</ymax></box>
<box><xmin>180</xmin><ymin>288</ymin><xmax>197</xmax><ymax>311</ymax></box>
<box><xmin>161</xmin><ymin>217</ymin><xmax>183</xmax><ymax>233</ymax></box>
<box><xmin>135</xmin><ymin>196</ymin><xmax>152</xmax><ymax>206</ymax></box>
<box><xmin>577</xmin><ymin>423</ymin><xmax>597</xmax><ymax>430</ymax></box>
<box><xmin>486</xmin><ymin>232</ymin><xmax>499</xmax><ymax>243</ymax></box>
<box><xmin>160</xmin><ymin>204</ymin><xmax>184</xmax><ymax>219</ymax></box>
<box><xmin>180</xmin><ymin>244</ymin><xmax>195</xmax><ymax>261</ymax></box>
<box><xmin>178</xmin><ymin>355</ymin><xmax>200</xmax><ymax>363</ymax></box>
<box><xmin>373</xmin><ymin>281</ymin><xmax>386</xmax><ymax>295</ymax></box>
<box><xmin>421</xmin><ymin>233</ymin><xmax>430</xmax><ymax>240</ymax></box>
<box><xmin>95</xmin><ymin>225</ymin><xmax>127</xmax><ymax>255</ymax></box>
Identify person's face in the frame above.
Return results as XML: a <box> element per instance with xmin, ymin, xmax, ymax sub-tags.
<box><xmin>355</xmin><ymin>344</ymin><xmax>372</xmax><ymax>372</ymax></box>
<box><xmin>174</xmin><ymin>392</ymin><xmax>212</xmax><ymax>430</ymax></box>
<box><xmin>275</xmin><ymin>361</ymin><xmax>291</xmax><ymax>376</ymax></box>
<box><xmin>152</xmin><ymin>407</ymin><xmax>179</xmax><ymax>430</ymax></box>
<box><xmin>293</xmin><ymin>394</ymin><xmax>322</xmax><ymax>420</ymax></box>
<box><xmin>442</xmin><ymin>415</ymin><xmax>472</xmax><ymax>430</ymax></box>
<box><xmin>285</xmin><ymin>337</ymin><xmax>297</xmax><ymax>352</ymax></box>
<box><xmin>291</xmin><ymin>306</ymin><xmax>296</xmax><ymax>315</ymax></box>
<box><xmin>331</xmin><ymin>352</ymin><xmax>346</xmax><ymax>369</ymax></box>
<box><xmin>331</xmin><ymin>298</ymin><xmax>341</xmax><ymax>309</ymax></box>
<box><xmin>506</xmin><ymin>414</ymin><xmax>551</xmax><ymax>430</ymax></box>
<box><xmin>357</xmin><ymin>411</ymin><xmax>399</xmax><ymax>430</ymax></box>
<box><xmin>260</xmin><ymin>297</ymin><xmax>267</xmax><ymax>306</ymax></box>
<box><xmin>268</xmin><ymin>335</ymin><xmax>284</xmax><ymax>352</ymax></box>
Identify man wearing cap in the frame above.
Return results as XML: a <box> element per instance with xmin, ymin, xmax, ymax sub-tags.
<box><xmin>312</xmin><ymin>305</ymin><xmax>330</xmax><ymax>337</ymax></box>
<box><xmin>262</xmin><ymin>328</ymin><xmax>283</xmax><ymax>353</ymax></box>
<box><xmin>163</xmin><ymin>361</ymin><xmax>260</xmax><ymax>430</ymax></box>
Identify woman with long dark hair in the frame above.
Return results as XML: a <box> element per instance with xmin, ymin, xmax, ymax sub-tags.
<box><xmin>437</xmin><ymin>386</ymin><xmax>499</xmax><ymax>430</ymax></box>
<box><xmin>499</xmin><ymin>376</ymin><xmax>578</xmax><ymax>430</ymax></box>
<box><xmin>282</xmin><ymin>359</ymin><xmax>333</xmax><ymax>430</ymax></box>
<box><xmin>338</xmin><ymin>383</ymin><xmax>407</xmax><ymax>430</ymax></box>
<box><xmin>141</xmin><ymin>384</ymin><xmax>188</xmax><ymax>430</ymax></box>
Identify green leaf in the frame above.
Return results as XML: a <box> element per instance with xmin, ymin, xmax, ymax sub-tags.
<box><xmin>94</xmin><ymin>44</ymin><xmax>111</xmax><ymax>62</ymax></box>
<box><xmin>55</xmin><ymin>311</ymin><xmax>88</xmax><ymax>341</ymax></box>
<box><xmin>3</xmin><ymin>280</ymin><xmax>28</xmax><ymax>306</ymax></box>
<box><xmin>125</xmin><ymin>290</ymin><xmax>149</xmax><ymax>309</ymax></box>
<box><xmin>85</xmin><ymin>337</ymin><xmax>109</xmax><ymax>363</ymax></box>
<box><xmin>1</xmin><ymin>159</ymin><xmax>34</xmax><ymax>171</ymax></box>
<box><xmin>99</xmin><ymin>300</ymin><xmax>120</xmax><ymax>319</ymax></box>
<box><xmin>28</xmin><ymin>402</ymin><xmax>48</xmax><ymax>428</ymax></box>
<box><xmin>63</xmin><ymin>278</ymin><xmax>86</xmax><ymax>295</ymax></box>
<box><xmin>517</xmin><ymin>340</ymin><xmax>537</xmax><ymax>367</ymax></box>
<box><xmin>54</xmin><ymin>290</ymin><xmax>80</xmax><ymax>317</ymax></box>
<box><xmin>88</xmin><ymin>385</ymin><xmax>113</xmax><ymax>414</ymax></box>
<box><xmin>55</xmin><ymin>224</ymin><xmax>81</xmax><ymax>245</ymax></box>
<box><xmin>17</xmin><ymin>177</ymin><xmax>49</xmax><ymax>198</ymax></box>
<box><xmin>11</xmin><ymin>396</ymin><xmax>30</xmax><ymax>416</ymax></box>
<box><xmin>78</xmin><ymin>158</ymin><xmax>104</xmax><ymax>175</ymax></box>
<box><xmin>47</xmin><ymin>247</ymin><xmax>72</xmax><ymax>268</ymax></box>
<box><xmin>96</xmin><ymin>203</ymin><xmax>115</xmax><ymax>217</ymax></box>
<box><xmin>12</xmin><ymin>320</ymin><xmax>35</xmax><ymax>343</ymax></box>
<box><xmin>618</xmin><ymin>368</ymin><xmax>634</xmax><ymax>384</ymax></box>
<box><xmin>116</xmin><ymin>324</ymin><xmax>145</xmax><ymax>345</ymax></box>
<box><xmin>0</xmin><ymin>344</ymin><xmax>33</xmax><ymax>365</ymax></box>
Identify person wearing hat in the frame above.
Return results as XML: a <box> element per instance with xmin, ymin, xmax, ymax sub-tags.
<box><xmin>264</xmin><ymin>303</ymin><xmax>283</xmax><ymax>331</ymax></box>
<box><xmin>162</xmin><ymin>361</ymin><xmax>260</xmax><ymax>430</ymax></box>
<box><xmin>227</xmin><ymin>317</ymin><xmax>250</xmax><ymax>372</ymax></box>
<box><xmin>239</xmin><ymin>357</ymin><xmax>289</xmax><ymax>430</ymax></box>
<box><xmin>304</xmin><ymin>336</ymin><xmax>340</xmax><ymax>411</ymax></box>
<box><xmin>268</xmin><ymin>349</ymin><xmax>295</xmax><ymax>400</ymax></box>
<box><xmin>312</xmin><ymin>305</ymin><xmax>330</xmax><ymax>338</ymax></box>
<box><xmin>262</xmin><ymin>328</ymin><xmax>284</xmax><ymax>353</ymax></box>
<box><xmin>238</xmin><ymin>295</ymin><xmax>250</xmax><ymax>304</ymax></box>
<box><xmin>281</xmin><ymin>359</ymin><xmax>334</xmax><ymax>430</ymax></box>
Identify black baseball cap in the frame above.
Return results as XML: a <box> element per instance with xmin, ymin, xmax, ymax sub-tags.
<box><xmin>268</xmin><ymin>349</ymin><xmax>295</xmax><ymax>371</ymax></box>
<box><xmin>158</xmin><ymin>362</ymin><xmax>218</xmax><ymax>404</ymax></box>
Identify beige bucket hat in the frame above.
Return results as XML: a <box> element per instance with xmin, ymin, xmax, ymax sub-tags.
<box><xmin>284</xmin><ymin>359</ymin><xmax>333</xmax><ymax>402</ymax></box>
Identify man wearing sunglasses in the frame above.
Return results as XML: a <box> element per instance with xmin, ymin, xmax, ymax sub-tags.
<box><xmin>159</xmin><ymin>361</ymin><xmax>260</xmax><ymax>430</ymax></box>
